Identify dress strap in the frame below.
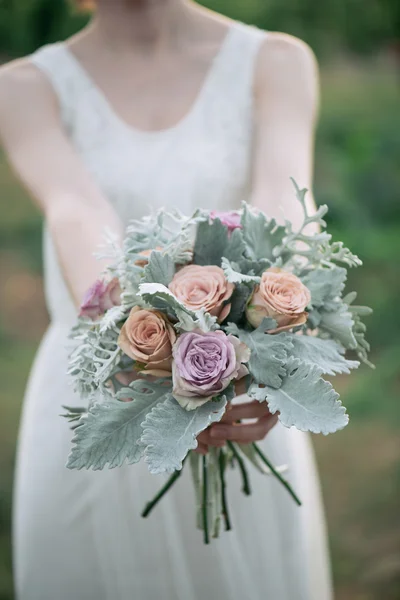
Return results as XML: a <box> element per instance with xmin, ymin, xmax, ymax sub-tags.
<box><xmin>204</xmin><ymin>22</ymin><xmax>266</xmax><ymax>105</ymax></box>
<box><xmin>30</xmin><ymin>43</ymin><xmax>97</xmax><ymax>134</ymax></box>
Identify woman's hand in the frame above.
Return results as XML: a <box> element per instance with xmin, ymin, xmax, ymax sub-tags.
<box><xmin>195</xmin><ymin>400</ymin><xmax>278</xmax><ymax>455</ymax></box>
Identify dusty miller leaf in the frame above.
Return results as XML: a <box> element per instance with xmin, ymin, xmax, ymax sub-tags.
<box><xmin>301</xmin><ymin>267</ymin><xmax>347</xmax><ymax>311</ymax></box>
<box><xmin>319</xmin><ymin>305</ymin><xmax>357</xmax><ymax>350</ymax></box>
<box><xmin>287</xmin><ymin>334</ymin><xmax>359</xmax><ymax>375</ymax></box>
<box><xmin>221</xmin><ymin>257</ymin><xmax>261</xmax><ymax>285</ymax></box>
<box><xmin>193</xmin><ymin>219</ymin><xmax>246</xmax><ymax>266</ymax></box>
<box><xmin>241</xmin><ymin>203</ymin><xmax>286</xmax><ymax>261</ymax></box>
<box><xmin>142</xmin><ymin>251</ymin><xmax>176</xmax><ymax>287</ymax></box>
<box><xmin>67</xmin><ymin>381</ymin><xmax>170</xmax><ymax>470</ymax></box>
<box><xmin>265</xmin><ymin>359</ymin><xmax>349</xmax><ymax>434</ymax></box>
<box><xmin>140</xmin><ymin>395</ymin><xmax>227</xmax><ymax>474</ymax></box>
<box><xmin>226</xmin><ymin>319</ymin><xmax>293</xmax><ymax>388</ymax></box>
<box><xmin>174</xmin><ymin>307</ymin><xmax>219</xmax><ymax>333</ymax></box>
<box><xmin>227</xmin><ymin>284</ymin><xmax>252</xmax><ymax>324</ymax></box>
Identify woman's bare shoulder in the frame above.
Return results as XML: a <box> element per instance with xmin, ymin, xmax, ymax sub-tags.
<box><xmin>253</xmin><ymin>31</ymin><xmax>319</xmax><ymax>112</ymax></box>
<box><xmin>256</xmin><ymin>31</ymin><xmax>318</xmax><ymax>79</ymax></box>
<box><xmin>0</xmin><ymin>57</ymin><xmax>56</xmax><ymax>125</ymax></box>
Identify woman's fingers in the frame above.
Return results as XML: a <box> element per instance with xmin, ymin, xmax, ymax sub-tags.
<box><xmin>210</xmin><ymin>413</ymin><xmax>278</xmax><ymax>443</ymax></box>
<box><xmin>197</xmin><ymin>429</ymin><xmax>226</xmax><ymax>448</ymax></box>
<box><xmin>194</xmin><ymin>441</ymin><xmax>209</xmax><ymax>455</ymax></box>
<box><xmin>221</xmin><ymin>400</ymin><xmax>271</xmax><ymax>423</ymax></box>
<box><xmin>234</xmin><ymin>378</ymin><xmax>247</xmax><ymax>397</ymax></box>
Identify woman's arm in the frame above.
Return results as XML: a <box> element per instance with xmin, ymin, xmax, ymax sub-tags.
<box><xmin>0</xmin><ymin>60</ymin><xmax>124</xmax><ymax>309</ymax></box>
<box><xmin>251</xmin><ymin>33</ymin><xmax>320</xmax><ymax>230</ymax></box>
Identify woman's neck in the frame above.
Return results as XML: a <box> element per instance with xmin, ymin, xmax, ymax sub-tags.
<box><xmin>88</xmin><ymin>0</ymin><xmax>201</xmax><ymax>52</ymax></box>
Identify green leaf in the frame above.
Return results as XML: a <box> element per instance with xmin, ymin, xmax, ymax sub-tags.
<box><xmin>319</xmin><ymin>305</ymin><xmax>357</xmax><ymax>349</ymax></box>
<box><xmin>227</xmin><ymin>284</ymin><xmax>252</xmax><ymax>324</ymax></box>
<box><xmin>223</xmin><ymin>226</ymin><xmax>247</xmax><ymax>263</ymax></box>
<box><xmin>288</xmin><ymin>335</ymin><xmax>359</xmax><ymax>375</ymax></box>
<box><xmin>301</xmin><ymin>267</ymin><xmax>347</xmax><ymax>311</ymax></box>
<box><xmin>193</xmin><ymin>219</ymin><xmax>230</xmax><ymax>266</ymax></box>
<box><xmin>221</xmin><ymin>257</ymin><xmax>260</xmax><ymax>285</ymax></box>
<box><xmin>67</xmin><ymin>381</ymin><xmax>171</xmax><ymax>470</ymax></box>
<box><xmin>140</xmin><ymin>395</ymin><xmax>227</xmax><ymax>474</ymax></box>
<box><xmin>226</xmin><ymin>320</ymin><xmax>293</xmax><ymax>388</ymax></box>
<box><xmin>240</xmin><ymin>203</ymin><xmax>286</xmax><ymax>261</ymax></box>
<box><xmin>264</xmin><ymin>359</ymin><xmax>349</xmax><ymax>434</ymax></box>
<box><xmin>142</xmin><ymin>250</ymin><xmax>176</xmax><ymax>287</ymax></box>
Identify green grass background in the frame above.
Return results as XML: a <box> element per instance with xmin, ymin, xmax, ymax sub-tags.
<box><xmin>0</xmin><ymin>39</ymin><xmax>399</xmax><ymax>600</ymax></box>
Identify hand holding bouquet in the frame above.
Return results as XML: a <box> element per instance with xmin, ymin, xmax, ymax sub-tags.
<box><xmin>65</xmin><ymin>180</ymin><xmax>372</xmax><ymax>543</ymax></box>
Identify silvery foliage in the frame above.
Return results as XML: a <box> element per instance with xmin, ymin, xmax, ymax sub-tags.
<box><xmin>226</xmin><ymin>319</ymin><xmax>293</xmax><ymax>389</ymax></box>
<box><xmin>67</xmin><ymin>380</ymin><xmax>171</xmax><ymax>470</ymax></box>
<box><xmin>194</xmin><ymin>218</ymin><xmax>246</xmax><ymax>265</ymax></box>
<box><xmin>273</xmin><ymin>179</ymin><xmax>362</xmax><ymax>270</ymax></box>
<box><xmin>250</xmin><ymin>359</ymin><xmax>349</xmax><ymax>435</ymax></box>
<box><xmin>287</xmin><ymin>335</ymin><xmax>359</xmax><ymax>375</ymax></box>
<box><xmin>140</xmin><ymin>395</ymin><xmax>227</xmax><ymax>474</ymax></box>
<box><xmin>68</xmin><ymin>322</ymin><xmax>123</xmax><ymax>403</ymax></box>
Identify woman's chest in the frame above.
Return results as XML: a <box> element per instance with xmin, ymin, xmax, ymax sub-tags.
<box><xmin>70</xmin><ymin>111</ymin><xmax>254</xmax><ymax>222</ymax></box>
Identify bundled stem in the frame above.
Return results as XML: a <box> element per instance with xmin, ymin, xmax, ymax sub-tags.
<box><xmin>227</xmin><ymin>441</ymin><xmax>251</xmax><ymax>496</ymax></box>
<box><xmin>142</xmin><ymin>456</ymin><xmax>187</xmax><ymax>518</ymax></box>
<box><xmin>218</xmin><ymin>449</ymin><xmax>232</xmax><ymax>531</ymax></box>
<box><xmin>202</xmin><ymin>455</ymin><xmax>210</xmax><ymax>545</ymax></box>
<box><xmin>252</xmin><ymin>443</ymin><xmax>302</xmax><ymax>506</ymax></box>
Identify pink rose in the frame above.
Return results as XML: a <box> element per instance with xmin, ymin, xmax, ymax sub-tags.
<box><xmin>246</xmin><ymin>268</ymin><xmax>311</xmax><ymax>332</ymax></box>
<box><xmin>117</xmin><ymin>306</ymin><xmax>176</xmax><ymax>377</ymax></box>
<box><xmin>80</xmin><ymin>277</ymin><xmax>121</xmax><ymax>320</ymax></box>
<box><xmin>210</xmin><ymin>210</ymin><xmax>242</xmax><ymax>233</ymax></box>
<box><xmin>172</xmin><ymin>330</ymin><xmax>250</xmax><ymax>410</ymax></box>
<box><xmin>168</xmin><ymin>265</ymin><xmax>234</xmax><ymax>323</ymax></box>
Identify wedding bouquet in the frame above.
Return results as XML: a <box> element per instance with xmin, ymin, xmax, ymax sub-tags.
<box><xmin>64</xmin><ymin>180</ymin><xmax>373</xmax><ymax>543</ymax></box>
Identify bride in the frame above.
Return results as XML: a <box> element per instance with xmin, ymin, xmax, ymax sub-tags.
<box><xmin>0</xmin><ymin>1</ymin><xmax>332</xmax><ymax>598</ymax></box>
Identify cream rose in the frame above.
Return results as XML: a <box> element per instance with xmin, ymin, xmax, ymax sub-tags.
<box><xmin>117</xmin><ymin>306</ymin><xmax>176</xmax><ymax>376</ymax></box>
<box><xmin>168</xmin><ymin>264</ymin><xmax>234</xmax><ymax>323</ymax></box>
<box><xmin>246</xmin><ymin>268</ymin><xmax>311</xmax><ymax>332</ymax></box>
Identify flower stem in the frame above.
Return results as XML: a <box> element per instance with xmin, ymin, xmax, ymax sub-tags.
<box><xmin>227</xmin><ymin>441</ymin><xmax>251</xmax><ymax>496</ymax></box>
<box><xmin>141</xmin><ymin>456</ymin><xmax>187</xmax><ymax>518</ymax></box>
<box><xmin>252</xmin><ymin>443</ymin><xmax>302</xmax><ymax>506</ymax></box>
<box><xmin>202</xmin><ymin>454</ymin><xmax>210</xmax><ymax>545</ymax></box>
<box><xmin>218</xmin><ymin>449</ymin><xmax>232</xmax><ymax>531</ymax></box>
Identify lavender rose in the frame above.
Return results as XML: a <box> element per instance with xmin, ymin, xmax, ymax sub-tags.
<box><xmin>210</xmin><ymin>210</ymin><xmax>242</xmax><ymax>233</ymax></box>
<box><xmin>246</xmin><ymin>268</ymin><xmax>311</xmax><ymax>332</ymax></box>
<box><xmin>169</xmin><ymin>264</ymin><xmax>234</xmax><ymax>323</ymax></box>
<box><xmin>118</xmin><ymin>306</ymin><xmax>176</xmax><ymax>377</ymax></box>
<box><xmin>80</xmin><ymin>278</ymin><xmax>121</xmax><ymax>320</ymax></box>
<box><xmin>172</xmin><ymin>330</ymin><xmax>250</xmax><ymax>410</ymax></box>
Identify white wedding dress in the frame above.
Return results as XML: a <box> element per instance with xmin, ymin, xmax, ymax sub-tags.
<box><xmin>14</xmin><ymin>21</ymin><xmax>333</xmax><ymax>600</ymax></box>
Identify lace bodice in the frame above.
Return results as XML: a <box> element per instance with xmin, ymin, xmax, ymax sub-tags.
<box><xmin>30</xmin><ymin>21</ymin><xmax>266</xmax><ymax>323</ymax></box>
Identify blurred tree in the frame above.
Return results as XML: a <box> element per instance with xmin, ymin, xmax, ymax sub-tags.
<box><xmin>0</xmin><ymin>0</ymin><xmax>398</xmax><ymax>58</ymax></box>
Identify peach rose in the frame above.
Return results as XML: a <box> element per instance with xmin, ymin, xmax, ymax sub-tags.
<box><xmin>117</xmin><ymin>306</ymin><xmax>176</xmax><ymax>377</ymax></box>
<box><xmin>246</xmin><ymin>268</ymin><xmax>311</xmax><ymax>332</ymax></box>
<box><xmin>135</xmin><ymin>247</ymin><xmax>163</xmax><ymax>268</ymax></box>
<box><xmin>168</xmin><ymin>264</ymin><xmax>234</xmax><ymax>323</ymax></box>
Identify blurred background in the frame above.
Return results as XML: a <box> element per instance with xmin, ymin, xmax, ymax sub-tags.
<box><xmin>0</xmin><ymin>1</ymin><xmax>399</xmax><ymax>599</ymax></box>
